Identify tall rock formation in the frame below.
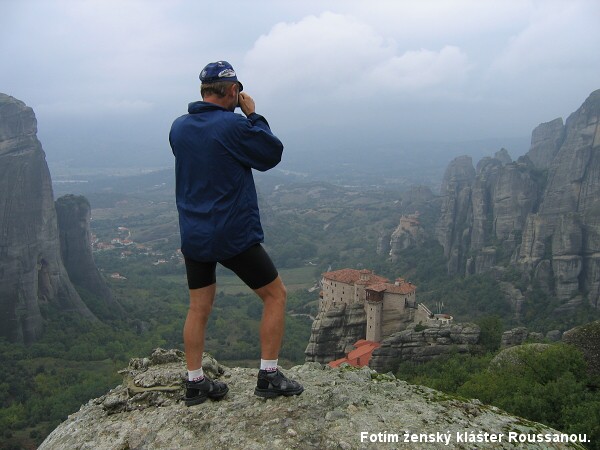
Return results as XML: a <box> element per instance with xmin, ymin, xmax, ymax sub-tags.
<box><xmin>55</xmin><ymin>194</ymin><xmax>123</xmax><ymax>318</ymax></box>
<box><xmin>435</xmin><ymin>155</ymin><xmax>476</xmax><ymax>274</ymax></box>
<box><xmin>436</xmin><ymin>152</ymin><xmax>542</xmax><ymax>276</ymax></box>
<box><xmin>516</xmin><ymin>89</ymin><xmax>600</xmax><ymax>308</ymax></box>
<box><xmin>370</xmin><ymin>322</ymin><xmax>481</xmax><ymax>373</ymax></box>
<box><xmin>388</xmin><ymin>185</ymin><xmax>438</xmax><ymax>262</ymax></box>
<box><xmin>0</xmin><ymin>93</ymin><xmax>97</xmax><ymax>343</ymax></box>
<box><xmin>527</xmin><ymin>118</ymin><xmax>565</xmax><ymax>170</ymax></box>
<box><xmin>434</xmin><ymin>89</ymin><xmax>600</xmax><ymax>310</ymax></box>
<box><xmin>304</xmin><ymin>303</ymin><xmax>366</xmax><ymax>364</ymax></box>
<box><xmin>389</xmin><ymin>214</ymin><xmax>426</xmax><ymax>261</ymax></box>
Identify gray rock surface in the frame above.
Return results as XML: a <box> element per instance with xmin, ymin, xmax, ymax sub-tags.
<box><xmin>473</xmin><ymin>247</ymin><xmax>497</xmax><ymax>275</ymax></box>
<box><xmin>489</xmin><ymin>160</ymin><xmax>539</xmax><ymax>241</ymax></box>
<box><xmin>470</xmin><ymin>157</ymin><xmax>502</xmax><ymax>252</ymax></box>
<box><xmin>387</xmin><ymin>185</ymin><xmax>438</xmax><ymax>262</ymax></box>
<box><xmin>435</xmin><ymin>155</ymin><xmax>475</xmax><ymax>274</ymax></box>
<box><xmin>389</xmin><ymin>218</ymin><xmax>425</xmax><ymax>259</ymax></box>
<box><xmin>562</xmin><ymin>320</ymin><xmax>600</xmax><ymax>377</ymax></box>
<box><xmin>527</xmin><ymin>118</ymin><xmax>566</xmax><ymax>170</ymax></box>
<box><xmin>500</xmin><ymin>328</ymin><xmax>547</xmax><ymax>349</ymax></box>
<box><xmin>517</xmin><ymin>89</ymin><xmax>600</xmax><ymax>308</ymax></box>
<box><xmin>436</xmin><ymin>151</ymin><xmax>542</xmax><ymax>276</ymax></box>
<box><xmin>55</xmin><ymin>194</ymin><xmax>123</xmax><ymax>317</ymax></box>
<box><xmin>533</xmin><ymin>259</ymin><xmax>554</xmax><ymax>295</ymax></box>
<box><xmin>546</xmin><ymin>330</ymin><xmax>563</xmax><ymax>342</ymax></box>
<box><xmin>490</xmin><ymin>343</ymin><xmax>552</xmax><ymax>371</ymax></box>
<box><xmin>39</xmin><ymin>348</ymin><xmax>574</xmax><ymax>450</ymax></box>
<box><xmin>494</xmin><ymin>148</ymin><xmax>512</xmax><ymax>165</ymax></box>
<box><xmin>500</xmin><ymin>327</ymin><xmax>530</xmax><ymax>348</ymax></box>
<box><xmin>369</xmin><ymin>323</ymin><xmax>480</xmax><ymax>373</ymax></box>
<box><xmin>433</xmin><ymin>89</ymin><xmax>600</xmax><ymax>312</ymax></box>
<box><xmin>0</xmin><ymin>93</ymin><xmax>96</xmax><ymax>343</ymax></box>
<box><xmin>498</xmin><ymin>283</ymin><xmax>525</xmax><ymax>320</ymax></box>
<box><xmin>305</xmin><ymin>302</ymin><xmax>366</xmax><ymax>363</ymax></box>
<box><xmin>376</xmin><ymin>232</ymin><xmax>391</xmax><ymax>256</ymax></box>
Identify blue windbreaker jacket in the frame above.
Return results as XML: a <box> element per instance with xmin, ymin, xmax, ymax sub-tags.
<box><xmin>169</xmin><ymin>101</ymin><xmax>283</xmax><ymax>262</ymax></box>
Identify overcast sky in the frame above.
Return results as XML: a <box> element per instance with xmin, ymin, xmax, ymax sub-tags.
<box><xmin>1</xmin><ymin>0</ymin><xmax>599</xmax><ymax>169</ymax></box>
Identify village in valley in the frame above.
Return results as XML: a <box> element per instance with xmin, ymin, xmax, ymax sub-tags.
<box><xmin>91</xmin><ymin>225</ymin><xmax>183</xmax><ymax>280</ymax></box>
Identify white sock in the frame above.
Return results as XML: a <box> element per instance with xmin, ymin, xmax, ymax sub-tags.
<box><xmin>260</xmin><ymin>359</ymin><xmax>278</xmax><ymax>372</ymax></box>
<box><xmin>188</xmin><ymin>367</ymin><xmax>204</xmax><ymax>381</ymax></box>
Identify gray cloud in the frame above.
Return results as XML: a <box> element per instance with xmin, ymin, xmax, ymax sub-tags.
<box><xmin>1</xmin><ymin>0</ymin><xmax>599</xmax><ymax>168</ymax></box>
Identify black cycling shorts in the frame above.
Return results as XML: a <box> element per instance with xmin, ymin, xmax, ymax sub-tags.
<box><xmin>184</xmin><ymin>243</ymin><xmax>278</xmax><ymax>290</ymax></box>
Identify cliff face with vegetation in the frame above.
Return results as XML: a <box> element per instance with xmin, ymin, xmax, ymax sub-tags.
<box><xmin>0</xmin><ymin>93</ymin><xmax>97</xmax><ymax>343</ymax></box>
<box><xmin>55</xmin><ymin>194</ymin><xmax>123</xmax><ymax>318</ymax></box>
<box><xmin>433</xmin><ymin>89</ymin><xmax>600</xmax><ymax>311</ymax></box>
<box><xmin>370</xmin><ymin>322</ymin><xmax>481</xmax><ymax>373</ymax></box>
<box><xmin>39</xmin><ymin>349</ymin><xmax>574</xmax><ymax>450</ymax></box>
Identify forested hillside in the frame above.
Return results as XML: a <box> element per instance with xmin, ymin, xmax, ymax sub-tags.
<box><xmin>2</xmin><ymin>167</ymin><xmax>600</xmax><ymax>449</ymax></box>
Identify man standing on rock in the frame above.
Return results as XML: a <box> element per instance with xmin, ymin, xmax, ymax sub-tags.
<box><xmin>169</xmin><ymin>61</ymin><xmax>304</xmax><ymax>406</ymax></box>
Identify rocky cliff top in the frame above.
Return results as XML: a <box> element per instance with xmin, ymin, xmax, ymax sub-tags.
<box><xmin>439</xmin><ymin>155</ymin><xmax>475</xmax><ymax>194</ymax></box>
<box><xmin>562</xmin><ymin>320</ymin><xmax>600</xmax><ymax>377</ymax></box>
<box><xmin>40</xmin><ymin>349</ymin><xmax>576</xmax><ymax>449</ymax></box>
<box><xmin>0</xmin><ymin>93</ymin><xmax>37</xmax><ymax>152</ymax></box>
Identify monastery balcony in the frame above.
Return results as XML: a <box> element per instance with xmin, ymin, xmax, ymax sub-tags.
<box><xmin>404</xmin><ymin>299</ymin><xmax>417</xmax><ymax>309</ymax></box>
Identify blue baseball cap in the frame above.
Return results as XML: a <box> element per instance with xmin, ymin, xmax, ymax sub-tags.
<box><xmin>199</xmin><ymin>61</ymin><xmax>243</xmax><ymax>91</ymax></box>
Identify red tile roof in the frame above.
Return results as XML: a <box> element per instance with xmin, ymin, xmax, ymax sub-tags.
<box><xmin>348</xmin><ymin>343</ymin><xmax>379</xmax><ymax>360</ymax></box>
<box><xmin>322</xmin><ymin>268</ymin><xmax>388</xmax><ymax>285</ymax></box>
<box><xmin>328</xmin><ymin>357</ymin><xmax>348</xmax><ymax>367</ymax></box>
<box><xmin>366</xmin><ymin>282</ymin><xmax>416</xmax><ymax>295</ymax></box>
<box><xmin>328</xmin><ymin>340</ymin><xmax>381</xmax><ymax>368</ymax></box>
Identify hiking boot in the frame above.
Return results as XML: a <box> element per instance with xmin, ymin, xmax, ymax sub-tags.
<box><xmin>184</xmin><ymin>376</ymin><xmax>229</xmax><ymax>407</ymax></box>
<box><xmin>254</xmin><ymin>369</ymin><xmax>304</xmax><ymax>398</ymax></box>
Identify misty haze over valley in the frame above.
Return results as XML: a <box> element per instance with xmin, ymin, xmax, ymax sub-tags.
<box><xmin>2</xmin><ymin>1</ymin><xmax>600</xmax><ymax>448</ymax></box>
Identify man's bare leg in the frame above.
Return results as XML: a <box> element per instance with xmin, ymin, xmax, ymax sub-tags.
<box><xmin>183</xmin><ymin>283</ymin><xmax>228</xmax><ymax>406</ymax></box>
<box><xmin>253</xmin><ymin>275</ymin><xmax>304</xmax><ymax>397</ymax></box>
<box><xmin>254</xmin><ymin>275</ymin><xmax>287</xmax><ymax>360</ymax></box>
<box><xmin>183</xmin><ymin>283</ymin><xmax>216</xmax><ymax>371</ymax></box>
